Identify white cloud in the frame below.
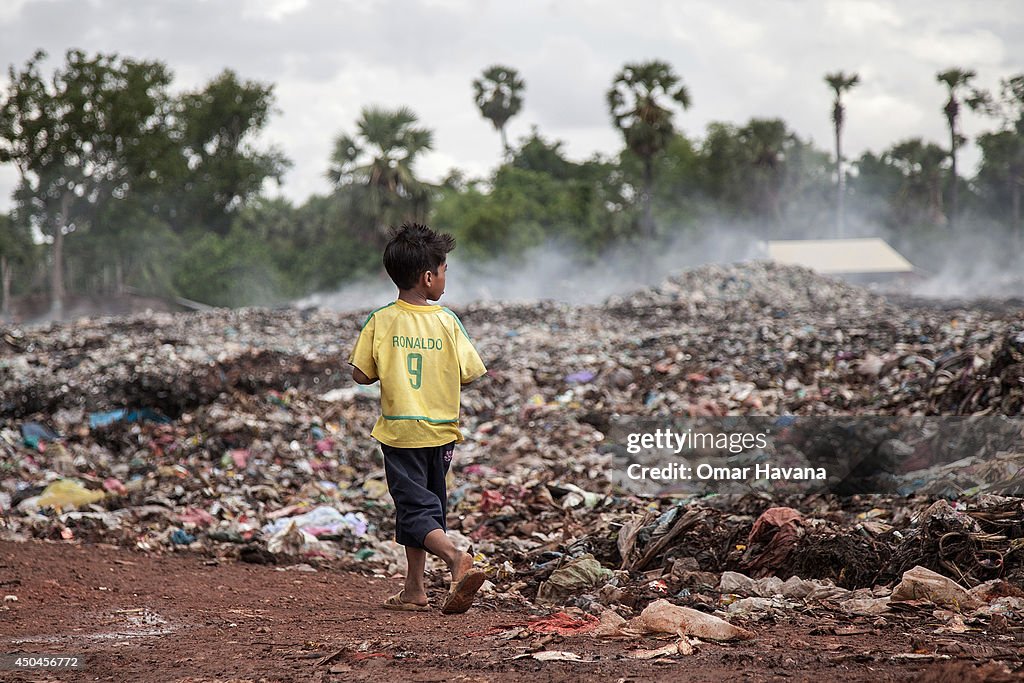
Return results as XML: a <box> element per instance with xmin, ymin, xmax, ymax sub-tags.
<box><xmin>245</xmin><ymin>0</ymin><xmax>311</xmax><ymax>22</ymax></box>
<box><xmin>0</xmin><ymin>0</ymin><xmax>29</xmax><ymax>23</ymax></box>
<box><xmin>526</xmin><ymin>34</ymin><xmax>610</xmax><ymax>129</ymax></box>
<box><xmin>824</xmin><ymin>0</ymin><xmax>902</xmax><ymax>33</ymax></box>
<box><xmin>905</xmin><ymin>30</ymin><xmax>1006</xmax><ymax>67</ymax></box>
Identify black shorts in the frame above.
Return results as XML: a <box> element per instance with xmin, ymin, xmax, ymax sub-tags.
<box><xmin>381</xmin><ymin>442</ymin><xmax>455</xmax><ymax>549</ymax></box>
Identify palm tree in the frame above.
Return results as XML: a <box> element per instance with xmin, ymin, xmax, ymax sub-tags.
<box><xmin>936</xmin><ymin>68</ymin><xmax>984</xmax><ymax>228</ymax></box>
<box><xmin>739</xmin><ymin>118</ymin><xmax>798</xmax><ymax>227</ymax></box>
<box><xmin>326</xmin><ymin>106</ymin><xmax>434</xmax><ymax>242</ymax></box>
<box><xmin>473</xmin><ymin>65</ymin><xmax>525</xmax><ymax>161</ymax></box>
<box><xmin>825</xmin><ymin>71</ymin><xmax>860</xmax><ymax>237</ymax></box>
<box><xmin>607</xmin><ymin>60</ymin><xmax>691</xmax><ymax>238</ymax></box>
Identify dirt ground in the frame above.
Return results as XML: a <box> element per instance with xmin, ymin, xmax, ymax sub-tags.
<box><xmin>0</xmin><ymin>540</ymin><xmax>1021</xmax><ymax>683</ymax></box>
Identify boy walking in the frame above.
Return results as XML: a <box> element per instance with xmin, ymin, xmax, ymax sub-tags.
<box><xmin>349</xmin><ymin>223</ymin><xmax>487</xmax><ymax>614</ymax></box>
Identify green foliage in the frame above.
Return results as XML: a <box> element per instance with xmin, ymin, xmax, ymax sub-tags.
<box><xmin>824</xmin><ymin>71</ymin><xmax>860</xmax><ymax>235</ymax></box>
<box><xmin>1</xmin><ymin>50</ymin><xmax>177</xmax><ymax>235</ymax></box>
<box><xmin>71</xmin><ymin>204</ymin><xmax>182</xmax><ymax>296</ymax></box>
<box><xmin>616</xmin><ymin>132</ymin><xmax>703</xmax><ymax>236</ymax></box>
<box><xmin>0</xmin><ymin>50</ymin><xmax>290</xmax><ymax>315</ymax></box>
<box><xmin>4</xmin><ymin>49</ymin><xmax>1024</xmax><ymax>311</ymax></box>
<box><xmin>473</xmin><ymin>65</ymin><xmax>525</xmax><ymax>158</ymax></box>
<box><xmin>0</xmin><ymin>49</ymin><xmax>183</xmax><ymax>315</ymax></box>
<box><xmin>434</xmin><ymin>130</ymin><xmax>632</xmax><ymax>260</ymax></box>
<box><xmin>824</xmin><ymin>71</ymin><xmax>860</xmax><ymax>129</ymax></box>
<box><xmin>608</xmin><ymin>61</ymin><xmax>691</xmax><ymax>162</ymax></box>
<box><xmin>972</xmin><ymin>74</ymin><xmax>1024</xmax><ymax>237</ymax></box>
<box><xmin>607</xmin><ymin>60</ymin><xmax>691</xmax><ymax>237</ymax></box>
<box><xmin>935</xmin><ymin>67</ymin><xmax>989</xmax><ymax>225</ymax></box>
<box><xmin>850</xmin><ymin>138</ymin><xmax>949</xmax><ymax>233</ymax></box>
<box><xmin>327</xmin><ymin>106</ymin><xmax>434</xmax><ymax>245</ymax></box>
<box><xmin>512</xmin><ymin>127</ymin><xmax>576</xmax><ymax>179</ymax></box>
<box><xmin>231</xmin><ymin>194</ymin><xmax>379</xmax><ymax>296</ymax></box>
<box><xmin>974</xmin><ymin>130</ymin><xmax>1023</xmax><ymax>225</ymax></box>
<box><xmin>695</xmin><ymin>118</ymin><xmax>831</xmax><ymax>234</ymax></box>
<box><xmin>172</xmin><ymin>226</ymin><xmax>285</xmax><ymax>307</ymax></box>
<box><xmin>174</xmin><ymin>70</ymin><xmax>290</xmax><ymax>235</ymax></box>
<box><xmin>0</xmin><ymin>211</ymin><xmax>35</xmax><ymax>267</ymax></box>
<box><xmin>937</xmin><ymin>68</ymin><xmax>982</xmax><ymax>127</ymax></box>
<box><xmin>0</xmin><ymin>210</ymin><xmax>40</xmax><ymax>316</ymax></box>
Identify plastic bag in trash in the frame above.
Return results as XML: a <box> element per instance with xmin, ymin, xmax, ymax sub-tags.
<box><xmin>261</xmin><ymin>506</ymin><xmax>367</xmax><ymax>538</ymax></box>
<box><xmin>536</xmin><ymin>554</ymin><xmax>614</xmax><ymax>604</ymax></box>
<box><xmin>891</xmin><ymin>565</ymin><xmax>983</xmax><ymax>612</ymax></box>
<box><xmin>602</xmin><ymin>598</ymin><xmax>755</xmax><ymax>641</ymax></box>
<box><xmin>37</xmin><ymin>479</ymin><xmax>105</xmax><ymax>511</ymax></box>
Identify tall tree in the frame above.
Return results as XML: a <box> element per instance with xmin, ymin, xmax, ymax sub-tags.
<box><xmin>326</xmin><ymin>106</ymin><xmax>434</xmax><ymax>244</ymax></box>
<box><xmin>174</xmin><ymin>70</ymin><xmax>290</xmax><ymax>235</ymax></box>
<box><xmin>607</xmin><ymin>60</ymin><xmax>691</xmax><ymax>238</ymax></box>
<box><xmin>825</xmin><ymin>71</ymin><xmax>860</xmax><ymax>237</ymax></box>
<box><xmin>975</xmin><ymin>74</ymin><xmax>1024</xmax><ymax>242</ymax></box>
<box><xmin>741</xmin><ymin>118</ymin><xmax>798</xmax><ymax>227</ymax></box>
<box><xmin>936</xmin><ymin>68</ymin><xmax>985</xmax><ymax>228</ymax></box>
<box><xmin>473</xmin><ymin>65</ymin><xmax>525</xmax><ymax>161</ymax></box>
<box><xmin>0</xmin><ymin>49</ymin><xmax>175</xmax><ymax>317</ymax></box>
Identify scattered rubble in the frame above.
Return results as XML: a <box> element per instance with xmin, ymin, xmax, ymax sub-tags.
<box><xmin>2</xmin><ymin>262</ymin><xmax>1023</xmax><ymax>656</ymax></box>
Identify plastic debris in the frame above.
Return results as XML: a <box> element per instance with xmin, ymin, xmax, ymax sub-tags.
<box><xmin>266</xmin><ymin>522</ymin><xmax>321</xmax><ymax>557</ymax></box>
<box><xmin>20</xmin><ymin>422</ymin><xmax>59</xmax><ymax>449</ymax></box>
<box><xmin>36</xmin><ymin>479</ymin><xmax>105</xmax><ymax>511</ymax></box>
<box><xmin>103</xmin><ymin>478</ymin><xmax>127</xmax><ymax>495</ymax></box>
<box><xmin>261</xmin><ymin>506</ymin><xmax>368</xmax><ymax>539</ymax></box>
<box><xmin>0</xmin><ymin>261</ymin><xmax>1022</xmax><ymax>652</ymax></box>
<box><xmin>88</xmin><ymin>409</ymin><xmax>170</xmax><ymax>429</ymax></box>
<box><xmin>170</xmin><ymin>529</ymin><xmax>196</xmax><ymax>545</ymax></box>
<box><xmin>615</xmin><ymin>599</ymin><xmax>755</xmax><ymax>641</ymax></box>
<box><xmin>527</xmin><ymin>611</ymin><xmax>600</xmax><ymax>635</ymax></box>
<box><xmin>512</xmin><ymin>650</ymin><xmax>595</xmax><ymax>662</ymax></box>
<box><xmin>628</xmin><ymin>639</ymin><xmax>695</xmax><ymax>658</ymax></box>
<box><xmin>739</xmin><ymin>507</ymin><xmax>804</xmax><ymax>577</ymax></box>
<box><xmin>718</xmin><ymin>571</ymin><xmax>849</xmax><ymax>601</ymax></box>
<box><xmin>536</xmin><ymin>555</ymin><xmax>614</xmax><ymax>604</ymax></box>
<box><xmin>891</xmin><ymin>566</ymin><xmax>984</xmax><ymax>612</ymax></box>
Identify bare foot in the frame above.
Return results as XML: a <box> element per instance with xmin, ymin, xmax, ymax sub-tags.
<box><xmin>399</xmin><ymin>588</ymin><xmax>428</xmax><ymax>606</ymax></box>
<box><xmin>449</xmin><ymin>551</ymin><xmax>474</xmax><ymax>585</ymax></box>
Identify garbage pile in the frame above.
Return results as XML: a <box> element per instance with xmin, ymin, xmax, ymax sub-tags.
<box><xmin>2</xmin><ymin>262</ymin><xmax>1023</xmax><ymax>639</ymax></box>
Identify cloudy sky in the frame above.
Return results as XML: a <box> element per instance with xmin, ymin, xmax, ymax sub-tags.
<box><xmin>1</xmin><ymin>0</ymin><xmax>1021</xmax><ymax>212</ymax></box>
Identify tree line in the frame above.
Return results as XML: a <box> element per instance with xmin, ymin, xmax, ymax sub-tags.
<box><xmin>1</xmin><ymin>50</ymin><xmax>1022</xmax><ymax>317</ymax></box>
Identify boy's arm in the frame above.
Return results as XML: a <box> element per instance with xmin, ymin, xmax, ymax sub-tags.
<box><xmin>451</xmin><ymin>314</ymin><xmax>487</xmax><ymax>385</ymax></box>
<box><xmin>348</xmin><ymin>315</ymin><xmax>379</xmax><ymax>383</ymax></box>
<box><xmin>352</xmin><ymin>366</ymin><xmax>377</xmax><ymax>385</ymax></box>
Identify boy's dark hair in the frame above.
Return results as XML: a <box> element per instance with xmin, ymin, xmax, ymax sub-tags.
<box><xmin>383</xmin><ymin>222</ymin><xmax>456</xmax><ymax>290</ymax></box>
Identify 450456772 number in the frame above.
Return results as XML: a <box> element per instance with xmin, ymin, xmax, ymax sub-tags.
<box><xmin>0</xmin><ymin>655</ymin><xmax>85</xmax><ymax>670</ymax></box>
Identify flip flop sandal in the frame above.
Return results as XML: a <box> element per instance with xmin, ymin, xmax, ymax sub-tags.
<box><xmin>383</xmin><ymin>591</ymin><xmax>429</xmax><ymax>612</ymax></box>
<box><xmin>441</xmin><ymin>569</ymin><xmax>485</xmax><ymax>615</ymax></box>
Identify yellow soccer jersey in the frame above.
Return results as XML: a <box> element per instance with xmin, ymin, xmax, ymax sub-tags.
<box><xmin>348</xmin><ymin>299</ymin><xmax>487</xmax><ymax>448</ymax></box>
